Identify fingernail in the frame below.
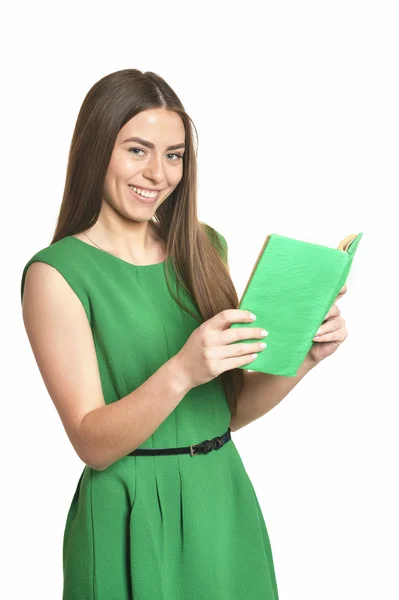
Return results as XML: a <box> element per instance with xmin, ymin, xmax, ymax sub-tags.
<box><xmin>250</xmin><ymin>313</ymin><xmax>257</xmax><ymax>320</ymax></box>
<box><xmin>316</xmin><ymin>327</ymin><xmax>322</xmax><ymax>335</ymax></box>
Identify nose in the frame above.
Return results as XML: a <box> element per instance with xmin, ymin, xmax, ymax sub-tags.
<box><xmin>143</xmin><ymin>152</ymin><xmax>165</xmax><ymax>183</ymax></box>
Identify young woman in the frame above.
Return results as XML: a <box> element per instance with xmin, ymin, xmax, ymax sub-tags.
<box><xmin>20</xmin><ymin>68</ymin><xmax>348</xmax><ymax>600</ymax></box>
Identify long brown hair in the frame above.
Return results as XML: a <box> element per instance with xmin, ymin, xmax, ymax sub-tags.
<box><xmin>51</xmin><ymin>68</ymin><xmax>244</xmax><ymax>418</ymax></box>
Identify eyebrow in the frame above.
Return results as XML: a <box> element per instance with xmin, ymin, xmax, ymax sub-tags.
<box><xmin>121</xmin><ymin>136</ymin><xmax>186</xmax><ymax>151</ymax></box>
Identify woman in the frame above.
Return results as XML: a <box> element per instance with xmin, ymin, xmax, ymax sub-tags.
<box><xmin>20</xmin><ymin>68</ymin><xmax>347</xmax><ymax>599</ymax></box>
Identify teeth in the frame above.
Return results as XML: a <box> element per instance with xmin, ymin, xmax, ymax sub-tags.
<box><xmin>128</xmin><ymin>185</ymin><xmax>158</xmax><ymax>198</ymax></box>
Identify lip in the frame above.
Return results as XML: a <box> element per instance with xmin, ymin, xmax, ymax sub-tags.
<box><xmin>127</xmin><ymin>185</ymin><xmax>160</xmax><ymax>205</ymax></box>
<box><xmin>128</xmin><ymin>184</ymin><xmax>162</xmax><ymax>192</ymax></box>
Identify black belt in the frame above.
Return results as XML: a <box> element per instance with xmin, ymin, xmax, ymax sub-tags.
<box><xmin>128</xmin><ymin>427</ymin><xmax>232</xmax><ymax>457</ymax></box>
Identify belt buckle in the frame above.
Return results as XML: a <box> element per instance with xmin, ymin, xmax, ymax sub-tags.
<box><xmin>190</xmin><ymin>440</ymin><xmax>210</xmax><ymax>456</ymax></box>
<box><xmin>190</xmin><ymin>436</ymin><xmax>223</xmax><ymax>456</ymax></box>
<box><xmin>213</xmin><ymin>437</ymin><xmax>222</xmax><ymax>449</ymax></box>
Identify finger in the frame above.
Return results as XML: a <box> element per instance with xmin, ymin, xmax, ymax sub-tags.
<box><xmin>323</xmin><ymin>304</ymin><xmax>341</xmax><ymax>322</ymax></box>
<box><xmin>336</xmin><ymin>284</ymin><xmax>348</xmax><ymax>300</ymax></box>
<box><xmin>314</xmin><ymin>317</ymin><xmax>345</xmax><ymax>339</ymax></box>
<box><xmin>313</xmin><ymin>328</ymin><xmax>346</xmax><ymax>343</ymax></box>
<box><xmin>221</xmin><ymin>326</ymin><xmax>269</xmax><ymax>346</ymax></box>
<box><xmin>211</xmin><ymin>309</ymin><xmax>256</xmax><ymax>332</ymax></box>
<box><xmin>222</xmin><ymin>338</ymin><xmax>267</xmax><ymax>360</ymax></box>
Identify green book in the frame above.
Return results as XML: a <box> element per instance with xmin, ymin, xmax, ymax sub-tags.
<box><xmin>229</xmin><ymin>232</ymin><xmax>363</xmax><ymax>377</ymax></box>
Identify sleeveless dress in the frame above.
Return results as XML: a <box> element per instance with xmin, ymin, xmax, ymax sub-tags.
<box><xmin>20</xmin><ymin>229</ymin><xmax>279</xmax><ymax>600</ymax></box>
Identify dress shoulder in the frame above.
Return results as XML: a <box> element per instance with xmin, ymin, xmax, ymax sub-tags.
<box><xmin>20</xmin><ymin>237</ymin><xmax>91</xmax><ymax>323</ymax></box>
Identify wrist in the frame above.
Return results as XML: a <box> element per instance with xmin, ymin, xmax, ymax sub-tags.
<box><xmin>303</xmin><ymin>355</ymin><xmax>319</xmax><ymax>370</ymax></box>
<box><xmin>165</xmin><ymin>354</ymin><xmax>193</xmax><ymax>396</ymax></box>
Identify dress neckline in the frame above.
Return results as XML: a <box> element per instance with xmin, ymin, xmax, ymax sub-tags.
<box><xmin>66</xmin><ymin>235</ymin><xmax>167</xmax><ymax>269</ymax></box>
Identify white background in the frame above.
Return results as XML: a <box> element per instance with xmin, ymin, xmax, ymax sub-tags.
<box><xmin>3</xmin><ymin>0</ymin><xmax>398</xmax><ymax>598</ymax></box>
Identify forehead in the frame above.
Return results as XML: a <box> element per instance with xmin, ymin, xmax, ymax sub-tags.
<box><xmin>118</xmin><ymin>108</ymin><xmax>185</xmax><ymax>141</ymax></box>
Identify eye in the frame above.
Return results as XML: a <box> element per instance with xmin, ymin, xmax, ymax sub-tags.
<box><xmin>128</xmin><ymin>147</ymin><xmax>183</xmax><ymax>161</ymax></box>
<box><xmin>128</xmin><ymin>147</ymin><xmax>145</xmax><ymax>156</ymax></box>
<box><xmin>167</xmin><ymin>153</ymin><xmax>183</xmax><ymax>161</ymax></box>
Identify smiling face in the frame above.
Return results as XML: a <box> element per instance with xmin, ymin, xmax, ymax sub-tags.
<box><xmin>102</xmin><ymin>108</ymin><xmax>185</xmax><ymax>221</ymax></box>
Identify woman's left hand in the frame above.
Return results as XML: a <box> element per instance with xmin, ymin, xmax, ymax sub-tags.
<box><xmin>305</xmin><ymin>284</ymin><xmax>349</xmax><ymax>366</ymax></box>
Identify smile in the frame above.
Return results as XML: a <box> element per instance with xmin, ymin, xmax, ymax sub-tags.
<box><xmin>127</xmin><ymin>185</ymin><xmax>160</xmax><ymax>204</ymax></box>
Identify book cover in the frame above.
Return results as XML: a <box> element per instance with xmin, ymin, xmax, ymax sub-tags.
<box><xmin>229</xmin><ymin>232</ymin><xmax>363</xmax><ymax>376</ymax></box>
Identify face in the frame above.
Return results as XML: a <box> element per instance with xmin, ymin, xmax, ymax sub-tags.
<box><xmin>103</xmin><ymin>108</ymin><xmax>185</xmax><ymax>221</ymax></box>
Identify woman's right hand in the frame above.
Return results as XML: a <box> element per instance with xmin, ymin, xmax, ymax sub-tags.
<box><xmin>173</xmin><ymin>309</ymin><xmax>269</xmax><ymax>389</ymax></box>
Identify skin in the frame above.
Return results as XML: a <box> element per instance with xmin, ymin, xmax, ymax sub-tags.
<box><xmin>306</xmin><ymin>283</ymin><xmax>348</xmax><ymax>364</ymax></box>
<box><xmin>72</xmin><ymin>108</ymin><xmax>186</xmax><ymax>265</ymax></box>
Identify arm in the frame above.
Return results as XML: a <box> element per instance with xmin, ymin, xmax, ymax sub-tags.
<box><xmin>229</xmin><ymin>358</ymin><xmax>316</xmax><ymax>432</ymax></box>
<box><xmin>22</xmin><ymin>263</ymin><xmax>191</xmax><ymax>472</ymax></box>
<box><xmin>78</xmin><ymin>359</ymin><xmax>188</xmax><ymax>470</ymax></box>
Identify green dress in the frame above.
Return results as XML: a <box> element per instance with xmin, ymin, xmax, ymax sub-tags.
<box><xmin>20</xmin><ymin>230</ymin><xmax>279</xmax><ymax>600</ymax></box>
